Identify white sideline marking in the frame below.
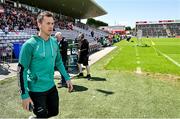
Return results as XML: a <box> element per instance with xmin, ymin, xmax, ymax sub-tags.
<box><xmin>137</xmin><ymin>61</ymin><xmax>140</xmax><ymax>64</ymax></box>
<box><xmin>151</xmin><ymin>41</ymin><xmax>155</xmax><ymax>45</ymax></box>
<box><xmin>156</xmin><ymin>49</ymin><xmax>180</xmax><ymax>67</ymax></box>
<box><xmin>136</xmin><ymin>57</ymin><xmax>140</xmax><ymax>59</ymax></box>
<box><xmin>150</xmin><ymin>39</ymin><xmax>180</xmax><ymax>67</ymax></box>
<box><xmin>136</xmin><ymin>67</ymin><xmax>142</xmax><ymax>74</ymax></box>
<box><xmin>135</xmin><ymin>44</ymin><xmax>139</xmax><ymax>57</ymax></box>
<box><xmin>149</xmin><ymin>39</ymin><xmax>160</xmax><ymax>56</ymax></box>
<box><xmin>135</xmin><ymin>44</ymin><xmax>142</xmax><ymax>74</ymax></box>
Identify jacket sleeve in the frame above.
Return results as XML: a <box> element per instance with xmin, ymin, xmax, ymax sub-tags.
<box><xmin>86</xmin><ymin>41</ymin><xmax>89</xmax><ymax>54</ymax></box>
<box><xmin>55</xmin><ymin>47</ymin><xmax>70</xmax><ymax>81</ymax></box>
<box><xmin>17</xmin><ymin>42</ymin><xmax>33</xmax><ymax>100</ymax></box>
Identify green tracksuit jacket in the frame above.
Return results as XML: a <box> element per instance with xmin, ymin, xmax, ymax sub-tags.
<box><xmin>17</xmin><ymin>35</ymin><xmax>70</xmax><ymax>99</ymax></box>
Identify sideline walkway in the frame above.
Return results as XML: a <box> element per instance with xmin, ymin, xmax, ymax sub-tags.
<box><xmin>0</xmin><ymin>46</ymin><xmax>117</xmax><ymax>81</ymax></box>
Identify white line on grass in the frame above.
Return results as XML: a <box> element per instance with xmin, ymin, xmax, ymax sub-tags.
<box><xmin>135</xmin><ymin>44</ymin><xmax>139</xmax><ymax>57</ymax></box>
<box><xmin>150</xmin><ymin>39</ymin><xmax>180</xmax><ymax>67</ymax></box>
<box><xmin>156</xmin><ymin>49</ymin><xmax>180</xmax><ymax>67</ymax></box>
<box><xmin>135</xmin><ymin>43</ymin><xmax>142</xmax><ymax>74</ymax></box>
<box><xmin>136</xmin><ymin>67</ymin><xmax>142</xmax><ymax>74</ymax></box>
<box><xmin>151</xmin><ymin>41</ymin><xmax>155</xmax><ymax>46</ymax></box>
<box><xmin>137</xmin><ymin>61</ymin><xmax>140</xmax><ymax>64</ymax></box>
<box><xmin>149</xmin><ymin>39</ymin><xmax>159</xmax><ymax>56</ymax></box>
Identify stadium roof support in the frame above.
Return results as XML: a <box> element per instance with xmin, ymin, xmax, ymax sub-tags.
<box><xmin>11</xmin><ymin>0</ymin><xmax>107</xmax><ymax>19</ymax></box>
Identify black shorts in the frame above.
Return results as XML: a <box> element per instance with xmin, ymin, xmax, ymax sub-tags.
<box><xmin>29</xmin><ymin>86</ymin><xmax>59</xmax><ymax>118</ymax></box>
<box><xmin>78</xmin><ymin>55</ymin><xmax>89</xmax><ymax>66</ymax></box>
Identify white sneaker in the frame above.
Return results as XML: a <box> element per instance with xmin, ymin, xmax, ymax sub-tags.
<box><xmin>28</xmin><ymin>115</ymin><xmax>36</xmax><ymax>119</ymax></box>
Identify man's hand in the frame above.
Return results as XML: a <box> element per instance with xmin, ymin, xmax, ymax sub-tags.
<box><xmin>66</xmin><ymin>80</ymin><xmax>73</xmax><ymax>93</ymax></box>
<box><xmin>77</xmin><ymin>50</ymin><xmax>80</xmax><ymax>56</ymax></box>
<box><xmin>22</xmin><ymin>98</ymin><xmax>33</xmax><ymax>111</ymax></box>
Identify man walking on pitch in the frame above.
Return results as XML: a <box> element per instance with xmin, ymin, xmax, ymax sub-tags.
<box><xmin>55</xmin><ymin>32</ymin><xmax>68</xmax><ymax>88</ymax></box>
<box><xmin>77</xmin><ymin>33</ymin><xmax>91</xmax><ymax>80</ymax></box>
<box><xmin>17</xmin><ymin>11</ymin><xmax>73</xmax><ymax>118</ymax></box>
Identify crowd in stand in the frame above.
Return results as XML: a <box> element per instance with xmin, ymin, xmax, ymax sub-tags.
<box><xmin>75</xmin><ymin>22</ymin><xmax>89</xmax><ymax>30</ymax></box>
<box><xmin>0</xmin><ymin>2</ymin><xmax>75</xmax><ymax>32</ymax></box>
<box><xmin>0</xmin><ymin>2</ymin><xmax>102</xmax><ymax>37</ymax></box>
<box><xmin>136</xmin><ymin>23</ymin><xmax>180</xmax><ymax>37</ymax></box>
<box><xmin>0</xmin><ymin>3</ymin><xmax>37</xmax><ymax>32</ymax></box>
<box><xmin>0</xmin><ymin>1</ymin><xmax>111</xmax><ymax>45</ymax></box>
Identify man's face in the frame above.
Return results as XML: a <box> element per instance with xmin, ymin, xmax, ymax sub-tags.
<box><xmin>56</xmin><ymin>34</ymin><xmax>62</xmax><ymax>42</ymax></box>
<box><xmin>38</xmin><ymin>16</ymin><xmax>54</xmax><ymax>36</ymax></box>
<box><xmin>78</xmin><ymin>35</ymin><xmax>83</xmax><ymax>41</ymax></box>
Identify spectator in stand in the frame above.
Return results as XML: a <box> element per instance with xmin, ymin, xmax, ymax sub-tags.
<box><xmin>67</xmin><ymin>22</ymin><xmax>73</xmax><ymax>30</ymax></box>
<box><xmin>91</xmin><ymin>30</ymin><xmax>94</xmax><ymax>37</ymax></box>
<box><xmin>4</xmin><ymin>25</ymin><xmax>9</xmax><ymax>35</ymax></box>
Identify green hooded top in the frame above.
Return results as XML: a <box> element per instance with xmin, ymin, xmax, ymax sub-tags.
<box><xmin>18</xmin><ymin>35</ymin><xmax>70</xmax><ymax>99</ymax></box>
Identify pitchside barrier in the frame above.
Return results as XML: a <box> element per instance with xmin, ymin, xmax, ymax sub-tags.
<box><xmin>66</xmin><ymin>40</ymin><xmax>101</xmax><ymax>73</ymax></box>
<box><xmin>0</xmin><ymin>32</ymin><xmax>31</xmax><ymax>69</ymax></box>
<box><xmin>0</xmin><ymin>34</ymin><xmax>101</xmax><ymax>73</ymax></box>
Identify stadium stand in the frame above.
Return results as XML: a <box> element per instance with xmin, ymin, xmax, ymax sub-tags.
<box><xmin>136</xmin><ymin>20</ymin><xmax>180</xmax><ymax>38</ymax></box>
<box><xmin>0</xmin><ymin>0</ymin><xmax>109</xmax><ymax>67</ymax></box>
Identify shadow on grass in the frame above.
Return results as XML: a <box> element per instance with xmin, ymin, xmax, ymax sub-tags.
<box><xmin>90</xmin><ymin>77</ymin><xmax>107</xmax><ymax>81</ymax></box>
<box><xmin>96</xmin><ymin>89</ymin><xmax>114</xmax><ymax>96</ymax></box>
<box><xmin>72</xmin><ymin>85</ymin><xmax>88</xmax><ymax>92</ymax></box>
<box><xmin>74</xmin><ymin>76</ymin><xmax>107</xmax><ymax>81</ymax></box>
<box><xmin>0</xmin><ymin>66</ymin><xmax>11</xmax><ymax>75</ymax></box>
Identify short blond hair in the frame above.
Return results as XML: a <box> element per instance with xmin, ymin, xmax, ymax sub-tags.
<box><xmin>37</xmin><ymin>11</ymin><xmax>54</xmax><ymax>23</ymax></box>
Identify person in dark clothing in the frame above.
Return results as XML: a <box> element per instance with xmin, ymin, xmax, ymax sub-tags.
<box><xmin>91</xmin><ymin>30</ymin><xmax>94</xmax><ymax>37</ymax></box>
<box><xmin>77</xmin><ymin>33</ymin><xmax>91</xmax><ymax>80</ymax></box>
<box><xmin>60</xmin><ymin>38</ymin><xmax>68</xmax><ymax>67</ymax></box>
<box><xmin>55</xmin><ymin>32</ymin><xmax>68</xmax><ymax>88</ymax></box>
<box><xmin>126</xmin><ymin>35</ymin><xmax>131</xmax><ymax>42</ymax></box>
